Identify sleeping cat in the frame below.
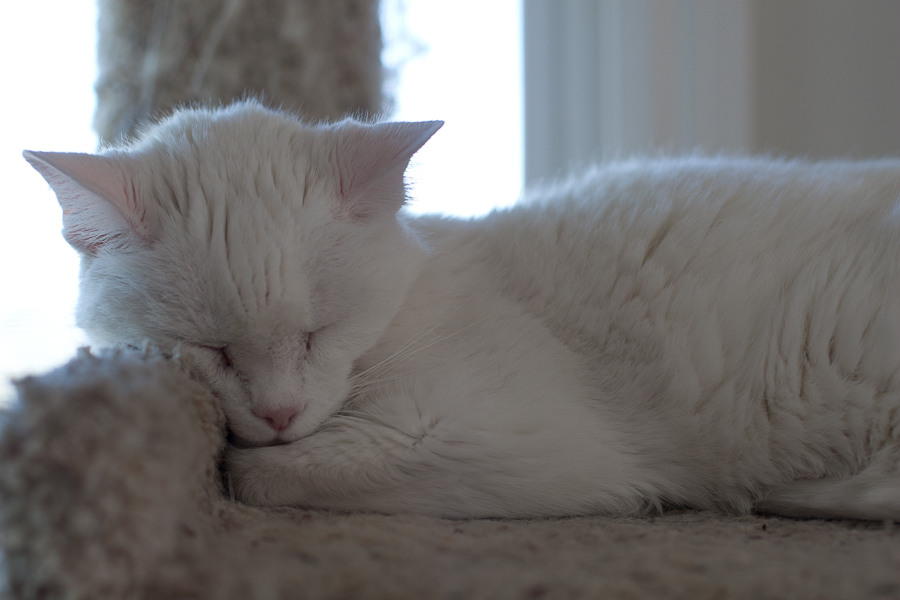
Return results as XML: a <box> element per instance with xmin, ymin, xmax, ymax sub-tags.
<box><xmin>24</xmin><ymin>100</ymin><xmax>900</xmax><ymax>520</ymax></box>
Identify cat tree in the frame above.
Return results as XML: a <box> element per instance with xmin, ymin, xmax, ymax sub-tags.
<box><xmin>1</xmin><ymin>1</ymin><xmax>897</xmax><ymax>598</ymax></box>
<box><xmin>92</xmin><ymin>0</ymin><xmax>384</xmax><ymax>142</ymax></box>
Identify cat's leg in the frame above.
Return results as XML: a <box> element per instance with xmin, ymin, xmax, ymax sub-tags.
<box><xmin>225</xmin><ymin>407</ymin><xmax>650</xmax><ymax>518</ymax></box>
<box><xmin>226</xmin><ymin>413</ymin><xmax>555</xmax><ymax>517</ymax></box>
<box><xmin>225</xmin><ymin>416</ymin><xmax>439</xmax><ymax>514</ymax></box>
<box><xmin>754</xmin><ymin>451</ymin><xmax>900</xmax><ymax>521</ymax></box>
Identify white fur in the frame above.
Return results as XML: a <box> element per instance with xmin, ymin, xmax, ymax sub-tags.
<box><xmin>26</xmin><ymin>101</ymin><xmax>900</xmax><ymax>519</ymax></box>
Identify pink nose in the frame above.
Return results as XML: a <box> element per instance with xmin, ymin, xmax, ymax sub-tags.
<box><xmin>255</xmin><ymin>406</ymin><xmax>301</xmax><ymax>432</ymax></box>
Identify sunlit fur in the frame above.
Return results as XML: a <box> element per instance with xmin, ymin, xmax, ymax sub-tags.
<box><xmin>27</xmin><ymin>102</ymin><xmax>900</xmax><ymax>520</ymax></box>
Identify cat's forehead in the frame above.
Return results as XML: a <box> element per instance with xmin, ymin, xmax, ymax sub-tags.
<box><xmin>137</xmin><ymin>103</ymin><xmax>322</xmax><ymax>165</ymax></box>
<box><xmin>141</xmin><ymin>239</ymin><xmax>319</xmax><ymax>346</ymax></box>
<box><xmin>125</xmin><ymin>104</ymin><xmax>340</xmax><ymax>241</ymax></box>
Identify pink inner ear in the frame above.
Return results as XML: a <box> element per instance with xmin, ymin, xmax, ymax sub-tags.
<box><xmin>334</xmin><ymin>120</ymin><xmax>443</xmax><ymax>222</ymax></box>
<box><xmin>23</xmin><ymin>150</ymin><xmax>151</xmax><ymax>255</ymax></box>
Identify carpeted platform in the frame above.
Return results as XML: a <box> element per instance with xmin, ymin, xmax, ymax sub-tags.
<box><xmin>1</xmin><ymin>350</ymin><xmax>897</xmax><ymax>599</ymax></box>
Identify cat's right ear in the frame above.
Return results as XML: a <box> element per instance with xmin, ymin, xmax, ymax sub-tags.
<box><xmin>23</xmin><ymin>150</ymin><xmax>152</xmax><ymax>256</ymax></box>
<box><xmin>332</xmin><ymin>120</ymin><xmax>443</xmax><ymax>222</ymax></box>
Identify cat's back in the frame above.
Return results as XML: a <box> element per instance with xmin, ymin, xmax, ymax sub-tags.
<box><xmin>492</xmin><ymin>155</ymin><xmax>900</xmax><ymax>267</ymax></box>
<box><xmin>438</xmin><ymin>156</ymin><xmax>900</xmax><ymax>334</ymax></box>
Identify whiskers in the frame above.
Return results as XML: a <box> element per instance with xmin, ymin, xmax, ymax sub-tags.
<box><xmin>342</xmin><ymin>226</ymin><xmax>524</xmax><ymax>411</ymax></box>
<box><xmin>343</xmin><ymin>313</ymin><xmax>494</xmax><ymax>409</ymax></box>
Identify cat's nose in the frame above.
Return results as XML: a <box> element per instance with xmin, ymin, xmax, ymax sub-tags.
<box><xmin>255</xmin><ymin>406</ymin><xmax>300</xmax><ymax>432</ymax></box>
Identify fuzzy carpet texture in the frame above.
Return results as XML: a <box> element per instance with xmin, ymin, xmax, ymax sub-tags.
<box><xmin>0</xmin><ymin>349</ymin><xmax>897</xmax><ymax>600</ymax></box>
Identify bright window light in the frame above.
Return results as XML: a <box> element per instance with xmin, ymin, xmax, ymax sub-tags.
<box><xmin>0</xmin><ymin>1</ymin><xmax>522</xmax><ymax>401</ymax></box>
<box><xmin>383</xmin><ymin>0</ymin><xmax>523</xmax><ymax>217</ymax></box>
<box><xmin>1</xmin><ymin>1</ymin><xmax>97</xmax><ymax>401</ymax></box>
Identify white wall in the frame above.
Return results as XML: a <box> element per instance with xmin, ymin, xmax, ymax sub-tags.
<box><xmin>753</xmin><ymin>0</ymin><xmax>900</xmax><ymax>158</ymax></box>
<box><xmin>524</xmin><ymin>0</ymin><xmax>900</xmax><ymax>184</ymax></box>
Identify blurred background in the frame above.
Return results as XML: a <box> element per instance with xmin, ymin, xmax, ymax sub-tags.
<box><xmin>524</xmin><ymin>1</ymin><xmax>900</xmax><ymax>182</ymax></box>
<box><xmin>3</xmin><ymin>0</ymin><xmax>900</xmax><ymax>399</ymax></box>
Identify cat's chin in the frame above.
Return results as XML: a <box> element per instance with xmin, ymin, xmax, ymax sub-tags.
<box><xmin>227</xmin><ymin>430</ymin><xmax>298</xmax><ymax>449</ymax></box>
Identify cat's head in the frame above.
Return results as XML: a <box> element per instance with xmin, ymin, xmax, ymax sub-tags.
<box><xmin>24</xmin><ymin>100</ymin><xmax>441</xmax><ymax>446</ymax></box>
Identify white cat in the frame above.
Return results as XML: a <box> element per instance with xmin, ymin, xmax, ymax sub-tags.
<box><xmin>25</xmin><ymin>101</ymin><xmax>900</xmax><ymax>520</ymax></box>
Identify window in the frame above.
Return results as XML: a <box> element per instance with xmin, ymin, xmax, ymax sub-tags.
<box><xmin>384</xmin><ymin>0</ymin><xmax>522</xmax><ymax>217</ymax></box>
<box><xmin>1</xmin><ymin>1</ymin><xmax>98</xmax><ymax>401</ymax></box>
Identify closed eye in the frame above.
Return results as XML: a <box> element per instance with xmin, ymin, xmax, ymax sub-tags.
<box><xmin>200</xmin><ymin>345</ymin><xmax>233</xmax><ymax>370</ymax></box>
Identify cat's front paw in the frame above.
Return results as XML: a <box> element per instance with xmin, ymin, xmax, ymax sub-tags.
<box><xmin>224</xmin><ymin>445</ymin><xmax>290</xmax><ymax>507</ymax></box>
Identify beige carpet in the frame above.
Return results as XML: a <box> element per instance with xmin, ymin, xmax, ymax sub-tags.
<box><xmin>1</xmin><ymin>350</ymin><xmax>897</xmax><ymax>600</ymax></box>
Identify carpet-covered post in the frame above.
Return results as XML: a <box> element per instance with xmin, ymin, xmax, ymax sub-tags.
<box><xmin>0</xmin><ymin>349</ymin><xmax>225</xmax><ymax>599</ymax></box>
<box><xmin>93</xmin><ymin>0</ymin><xmax>385</xmax><ymax>144</ymax></box>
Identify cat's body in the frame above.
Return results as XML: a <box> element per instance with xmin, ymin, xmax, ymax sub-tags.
<box><xmin>25</xmin><ymin>101</ymin><xmax>900</xmax><ymax>520</ymax></box>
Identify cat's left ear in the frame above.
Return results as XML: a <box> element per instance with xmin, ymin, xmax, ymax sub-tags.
<box><xmin>333</xmin><ymin>120</ymin><xmax>443</xmax><ymax>222</ymax></box>
<box><xmin>23</xmin><ymin>150</ymin><xmax>151</xmax><ymax>255</ymax></box>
